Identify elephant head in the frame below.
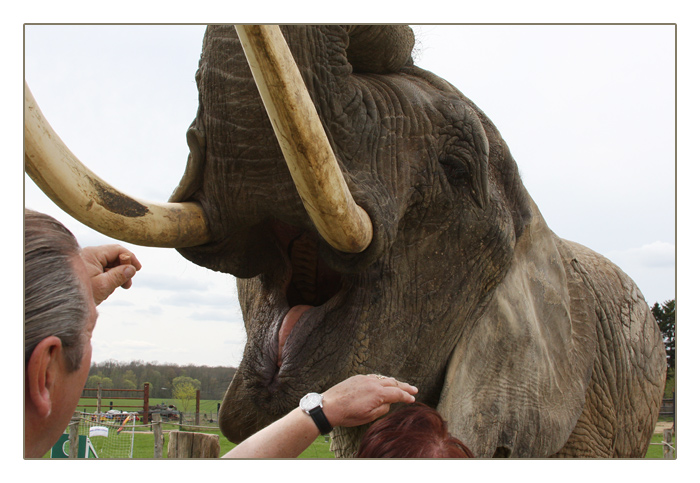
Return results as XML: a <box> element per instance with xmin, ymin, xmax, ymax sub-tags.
<box><xmin>170</xmin><ymin>25</ymin><xmax>593</xmax><ymax>453</ymax></box>
<box><xmin>26</xmin><ymin>25</ymin><xmax>665</xmax><ymax>458</ymax></box>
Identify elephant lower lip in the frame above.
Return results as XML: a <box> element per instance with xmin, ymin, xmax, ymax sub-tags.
<box><xmin>270</xmin><ymin>291</ymin><xmax>346</xmax><ymax>381</ymax></box>
<box><xmin>278</xmin><ymin>304</ymin><xmax>313</xmax><ymax>366</ymax></box>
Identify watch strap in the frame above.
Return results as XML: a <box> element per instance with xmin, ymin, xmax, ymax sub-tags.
<box><xmin>308</xmin><ymin>406</ymin><xmax>333</xmax><ymax>434</ymax></box>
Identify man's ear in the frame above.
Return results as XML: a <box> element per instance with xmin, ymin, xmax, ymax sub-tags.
<box><xmin>26</xmin><ymin>336</ymin><xmax>63</xmax><ymax>418</ymax></box>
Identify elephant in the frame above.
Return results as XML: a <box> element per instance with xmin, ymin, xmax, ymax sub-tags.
<box><xmin>25</xmin><ymin>25</ymin><xmax>666</xmax><ymax>458</ymax></box>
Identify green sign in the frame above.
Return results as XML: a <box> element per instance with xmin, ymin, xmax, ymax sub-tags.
<box><xmin>50</xmin><ymin>434</ymin><xmax>97</xmax><ymax>458</ymax></box>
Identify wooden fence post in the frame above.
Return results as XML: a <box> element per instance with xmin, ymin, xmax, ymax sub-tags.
<box><xmin>153</xmin><ymin>413</ymin><xmax>163</xmax><ymax>458</ymax></box>
<box><xmin>96</xmin><ymin>382</ymin><xmax>102</xmax><ymax>413</ymax></box>
<box><xmin>68</xmin><ymin>412</ymin><xmax>80</xmax><ymax>458</ymax></box>
<box><xmin>195</xmin><ymin>390</ymin><xmax>200</xmax><ymax>426</ymax></box>
<box><xmin>167</xmin><ymin>431</ymin><xmax>220</xmax><ymax>458</ymax></box>
<box><xmin>663</xmin><ymin>428</ymin><xmax>674</xmax><ymax>459</ymax></box>
<box><xmin>143</xmin><ymin>383</ymin><xmax>150</xmax><ymax>425</ymax></box>
<box><xmin>673</xmin><ymin>390</ymin><xmax>676</xmax><ymax>436</ymax></box>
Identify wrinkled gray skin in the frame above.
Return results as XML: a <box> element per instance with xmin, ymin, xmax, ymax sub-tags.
<box><xmin>173</xmin><ymin>25</ymin><xmax>666</xmax><ymax>457</ymax></box>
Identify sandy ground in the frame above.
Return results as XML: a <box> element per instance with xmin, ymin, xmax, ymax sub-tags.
<box><xmin>655</xmin><ymin>421</ymin><xmax>674</xmax><ymax>434</ymax></box>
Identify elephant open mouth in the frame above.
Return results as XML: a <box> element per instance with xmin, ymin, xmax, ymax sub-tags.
<box><xmin>270</xmin><ymin>221</ymin><xmax>344</xmax><ymax>369</ymax></box>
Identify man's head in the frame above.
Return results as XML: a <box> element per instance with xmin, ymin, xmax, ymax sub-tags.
<box><xmin>24</xmin><ymin>209</ymin><xmax>97</xmax><ymax>457</ymax></box>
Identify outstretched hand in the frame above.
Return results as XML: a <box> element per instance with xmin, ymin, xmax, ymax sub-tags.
<box><xmin>322</xmin><ymin>374</ymin><xmax>418</xmax><ymax>428</ymax></box>
<box><xmin>80</xmin><ymin>245</ymin><xmax>142</xmax><ymax>305</ymax></box>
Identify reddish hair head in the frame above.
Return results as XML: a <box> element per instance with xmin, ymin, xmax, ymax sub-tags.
<box><xmin>356</xmin><ymin>403</ymin><xmax>474</xmax><ymax>458</ymax></box>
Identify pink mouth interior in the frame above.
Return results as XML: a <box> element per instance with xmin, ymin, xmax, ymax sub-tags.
<box><xmin>278</xmin><ymin>304</ymin><xmax>313</xmax><ymax>366</ymax></box>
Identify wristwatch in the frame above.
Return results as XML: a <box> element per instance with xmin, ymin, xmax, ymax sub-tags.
<box><xmin>299</xmin><ymin>392</ymin><xmax>333</xmax><ymax>434</ymax></box>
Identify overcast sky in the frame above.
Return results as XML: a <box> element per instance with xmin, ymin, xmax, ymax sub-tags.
<box><xmin>23</xmin><ymin>24</ymin><xmax>676</xmax><ymax>370</ymax></box>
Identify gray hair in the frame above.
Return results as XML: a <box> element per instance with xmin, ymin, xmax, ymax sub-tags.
<box><xmin>24</xmin><ymin>209</ymin><xmax>88</xmax><ymax>372</ymax></box>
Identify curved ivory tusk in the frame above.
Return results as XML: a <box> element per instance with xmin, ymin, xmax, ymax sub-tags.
<box><xmin>236</xmin><ymin>25</ymin><xmax>373</xmax><ymax>254</ymax></box>
<box><xmin>24</xmin><ymin>81</ymin><xmax>211</xmax><ymax>248</ymax></box>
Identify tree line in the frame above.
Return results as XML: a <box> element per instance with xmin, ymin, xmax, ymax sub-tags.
<box><xmin>651</xmin><ymin>299</ymin><xmax>675</xmax><ymax>397</ymax></box>
<box><xmin>84</xmin><ymin>360</ymin><xmax>237</xmax><ymax>401</ymax></box>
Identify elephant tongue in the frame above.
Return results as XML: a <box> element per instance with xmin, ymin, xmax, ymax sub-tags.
<box><xmin>278</xmin><ymin>304</ymin><xmax>313</xmax><ymax>366</ymax></box>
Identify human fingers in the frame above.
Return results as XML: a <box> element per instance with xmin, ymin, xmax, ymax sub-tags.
<box><xmin>117</xmin><ymin>253</ymin><xmax>142</xmax><ymax>288</ymax></box>
<box><xmin>394</xmin><ymin>379</ymin><xmax>418</xmax><ymax>395</ymax></box>
<box><xmin>83</xmin><ymin>245</ymin><xmax>142</xmax><ymax>270</ymax></box>
<box><xmin>119</xmin><ymin>250</ymin><xmax>142</xmax><ymax>271</ymax></box>
<box><xmin>119</xmin><ymin>254</ymin><xmax>133</xmax><ymax>288</ymax></box>
<box><xmin>82</xmin><ymin>245</ymin><xmax>119</xmax><ymax>267</ymax></box>
<box><xmin>92</xmin><ymin>264</ymin><xmax>138</xmax><ymax>305</ymax></box>
<box><xmin>381</xmin><ymin>385</ymin><xmax>417</xmax><ymax>405</ymax></box>
<box><xmin>369</xmin><ymin>374</ymin><xmax>418</xmax><ymax>395</ymax></box>
<box><xmin>102</xmin><ymin>246</ymin><xmax>141</xmax><ymax>271</ymax></box>
<box><xmin>362</xmin><ymin>387</ymin><xmax>416</xmax><ymax>422</ymax></box>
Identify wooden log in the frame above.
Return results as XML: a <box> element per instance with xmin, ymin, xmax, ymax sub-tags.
<box><xmin>167</xmin><ymin>431</ymin><xmax>220</xmax><ymax>458</ymax></box>
<box><xmin>195</xmin><ymin>390</ymin><xmax>200</xmax><ymax>426</ymax></box>
<box><xmin>143</xmin><ymin>383</ymin><xmax>150</xmax><ymax>426</ymax></box>
<box><xmin>68</xmin><ymin>412</ymin><xmax>80</xmax><ymax>458</ymax></box>
<box><xmin>153</xmin><ymin>413</ymin><xmax>163</xmax><ymax>458</ymax></box>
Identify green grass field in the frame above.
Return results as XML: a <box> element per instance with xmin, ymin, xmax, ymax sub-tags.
<box><xmin>644</xmin><ymin>432</ymin><xmax>676</xmax><ymax>459</ymax></box>
<box><xmin>100</xmin><ymin>426</ymin><xmax>334</xmax><ymax>459</ymax></box>
<box><xmin>45</xmin><ymin>429</ymin><xmax>674</xmax><ymax>459</ymax></box>
<box><xmin>57</xmin><ymin>397</ymin><xmax>334</xmax><ymax>459</ymax></box>
<box><xmin>150</xmin><ymin>423</ymin><xmax>334</xmax><ymax>458</ymax></box>
<box><xmin>46</xmin><ymin>428</ymin><xmax>674</xmax><ymax>459</ymax></box>
<box><xmin>44</xmin><ymin>427</ymin><xmax>334</xmax><ymax>459</ymax></box>
<box><xmin>76</xmin><ymin>396</ymin><xmax>222</xmax><ymax>415</ymax></box>
<box><xmin>48</xmin><ymin>397</ymin><xmax>673</xmax><ymax>459</ymax></box>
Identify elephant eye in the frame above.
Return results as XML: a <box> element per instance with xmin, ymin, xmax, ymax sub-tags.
<box><xmin>438</xmin><ymin>143</ymin><xmax>489</xmax><ymax>210</ymax></box>
<box><xmin>439</xmin><ymin>154</ymin><xmax>470</xmax><ymax>187</ymax></box>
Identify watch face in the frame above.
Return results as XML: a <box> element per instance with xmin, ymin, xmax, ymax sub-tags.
<box><xmin>300</xmin><ymin>392</ymin><xmax>323</xmax><ymax>411</ymax></box>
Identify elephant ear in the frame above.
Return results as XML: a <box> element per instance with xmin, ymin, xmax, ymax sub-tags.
<box><xmin>437</xmin><ymin>199</ymin><xmax>598</xmax><ymax>457</ymax></box>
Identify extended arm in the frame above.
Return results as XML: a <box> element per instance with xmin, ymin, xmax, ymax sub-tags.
<box><xmin>223</xmin><ymin>374</ymin><xmax>418</xmax><ymax>458</ymax></box>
